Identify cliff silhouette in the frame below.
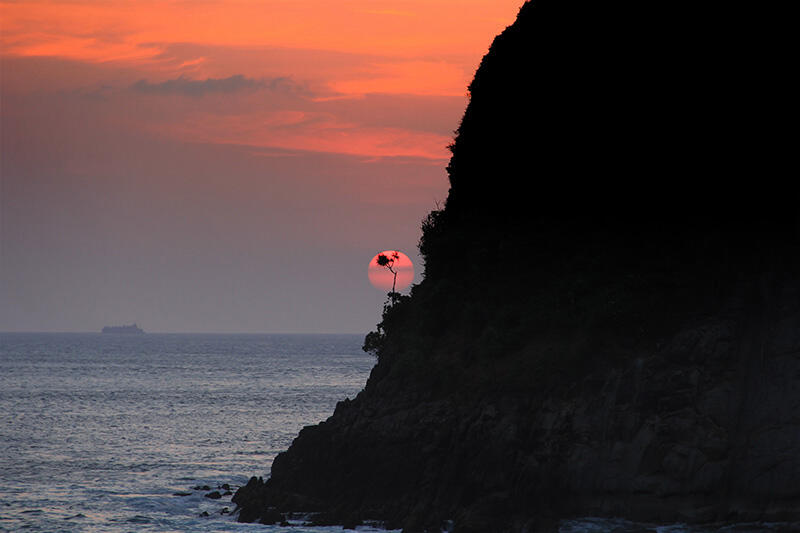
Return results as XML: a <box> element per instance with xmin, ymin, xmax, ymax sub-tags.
<box><xmin>233</xmin><ymin>1</ymin><xmax>798</xmax><ymax>531</ymax></box>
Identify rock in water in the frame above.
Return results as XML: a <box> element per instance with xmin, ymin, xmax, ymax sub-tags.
<box><xmin>233</xmin><ymin>0</ymin><xmax>797</xmax><ymax>531</ymax></box>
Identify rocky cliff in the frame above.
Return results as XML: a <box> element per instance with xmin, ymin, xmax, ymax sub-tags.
<box><xmin>233</xmin><ymin>1</ymin><xmax>798</xmax><ymax>531</ymax></box>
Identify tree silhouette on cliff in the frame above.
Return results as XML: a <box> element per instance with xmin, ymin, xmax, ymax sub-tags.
<box><xmin>375</xmin><ymin>251</ymin><xmax>400</xmax><ymax>295</ymax></box>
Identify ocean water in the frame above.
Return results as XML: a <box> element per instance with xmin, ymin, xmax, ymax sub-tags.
<box><xmin>1</xmin><ymin>333</ymin><xmax>792</xmax><ymax>533</ymax></box>
<box><xmin>0</xmin><ymin>332</ymin><xmax>387</xmax><ymax>532</ymax></box>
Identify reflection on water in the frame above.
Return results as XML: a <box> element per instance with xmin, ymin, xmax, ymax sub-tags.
<box><xmin>0</xmin><ymin>332</ymin><xmax>375</xmax><ymax>532</ymax></box>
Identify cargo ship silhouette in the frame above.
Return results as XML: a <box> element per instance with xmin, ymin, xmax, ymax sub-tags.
<box><xmin>101</xmin><ymin>323</ymin><xmax>144</xmax><ymax>334</ymax></box>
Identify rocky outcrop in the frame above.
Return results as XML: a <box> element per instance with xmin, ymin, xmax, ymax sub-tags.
<box><xmin>233</xmin><ymin>0</ymin><xmax>797</xmax><ymax>531</ymax></box>
<box><xmin>234</xmin><ymin>271</ymin><xmax>800</xmax><ymax>531</ymax></box>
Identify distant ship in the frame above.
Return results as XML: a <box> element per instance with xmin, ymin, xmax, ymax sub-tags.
<box><xmin>101</xmin><ymin>323</ymin><xmax>145</xmax><ymax>334</ymax></box>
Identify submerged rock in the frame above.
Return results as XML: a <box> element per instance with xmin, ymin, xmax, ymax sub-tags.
<box><xmin>258</xmin><ymin>507</ymin><xmax>283</xmax><ymax>525</ymax></box>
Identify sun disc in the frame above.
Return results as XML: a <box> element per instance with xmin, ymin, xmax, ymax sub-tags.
<box><xmin>368</xmin><ymin>250</ymin><xmax>414</xmax><ymax>292</ymax></box>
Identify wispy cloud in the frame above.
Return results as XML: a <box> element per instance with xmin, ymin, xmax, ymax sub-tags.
<box><xmin>329</xmin><ymin>60</ymin><xmax>468</xmax><ymax>97</ymax></box>
<box><xmin>157</xmin><ymin>110</ymin><xmax>452</xmax><ymax>160</ymax></box>
<box><xmin>131</xmin><ymin>74</ymin><xmax>305</xmax><ymax>97</ymax></box>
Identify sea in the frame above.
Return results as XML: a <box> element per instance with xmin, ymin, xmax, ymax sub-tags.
<box><xmin>0</xmin><ymin>332</ymin><xmax>384</xmax><ymax>532</ymax></box>
<box><xmin>0</xmin><ymin>333</ymin><xmax>791</xmax><ymax>533</ymax></box>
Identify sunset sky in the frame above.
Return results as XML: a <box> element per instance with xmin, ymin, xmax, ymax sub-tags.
<box><xmin>1</xmin><ymin>0</ymin><xmax>523</xmax><ymax>333</ymax></box>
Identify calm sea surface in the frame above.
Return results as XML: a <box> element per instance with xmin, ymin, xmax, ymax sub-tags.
<box><xmin>0</xmin><ymin>333</ymin><xmax>385</xmax><ymax>532</ymax></box>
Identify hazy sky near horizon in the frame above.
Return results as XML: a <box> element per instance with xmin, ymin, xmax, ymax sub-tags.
<box><xmin>1</xmin><ymin>0</ymin><xmax>523</xmax><ymax>333</ymax></box>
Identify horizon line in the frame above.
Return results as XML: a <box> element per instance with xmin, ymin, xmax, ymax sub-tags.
<box><xmin>0</xmin><ymin>330</ymin><xmax>367</xmax><ymax>336</ymax></box>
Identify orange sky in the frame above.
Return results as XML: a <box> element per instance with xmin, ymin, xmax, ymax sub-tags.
<box><xmin>1</xmin><ymin>0</ymin><xmax>522</xmax><ymax>160</ymax></box>
<box><xmin>1</xmin><ymin>0</ymin><xmax>526</xmax><ymax>332</ymax></box>
<box><xmin>1</xmin><ymin>1</ymin><xmax>519</xmax><ymax>58</ymax></box>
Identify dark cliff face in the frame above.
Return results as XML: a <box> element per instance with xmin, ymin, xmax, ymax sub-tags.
<box><xmin>233</xmin><ymin>1</ymin><xmax>798</xmax><ymax>531</ymax></box>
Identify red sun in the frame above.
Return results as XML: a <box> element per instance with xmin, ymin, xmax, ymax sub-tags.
<box><xmin>368</xmin><ymin>250</ymin><xmax>414</xmax><ymax>292</ymax></box>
